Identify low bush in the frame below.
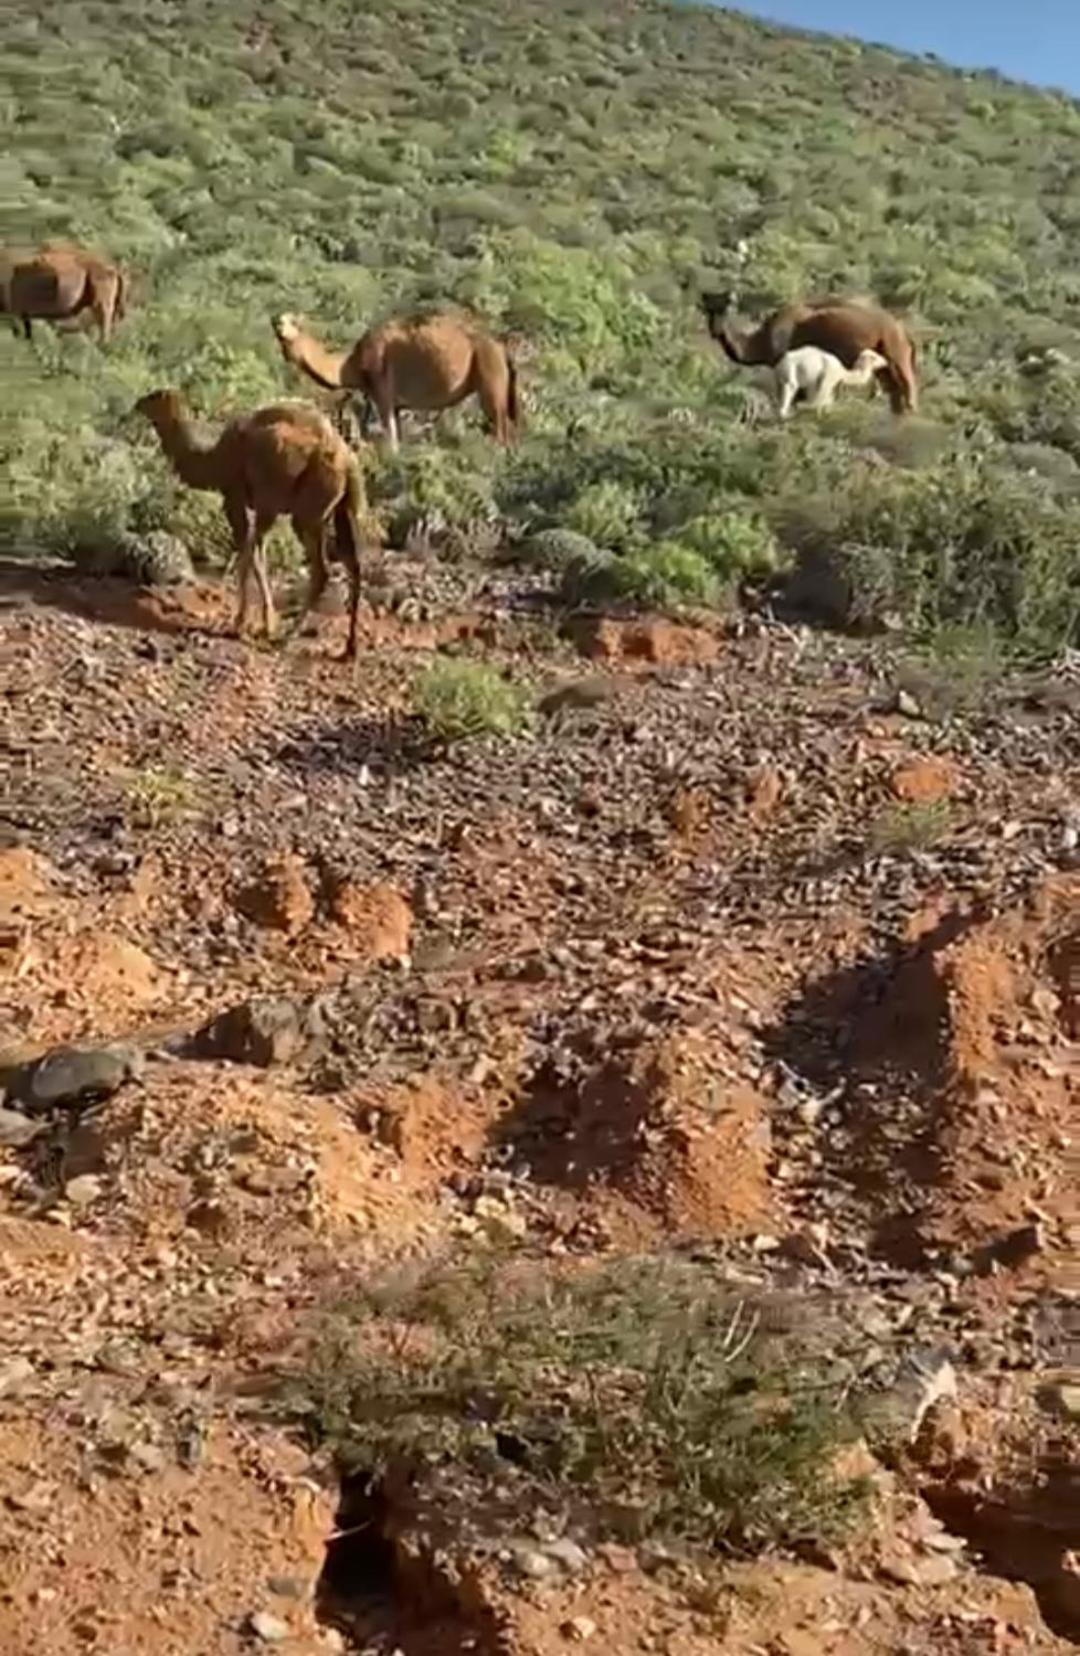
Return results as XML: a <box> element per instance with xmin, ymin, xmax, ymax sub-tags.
<box><xmin>293</xmin><ymin>1251</ymin><xmax>872</xmax><ymax>1555</ymax></box>
<box><xmin>415</xmin><ymin>657</ymin><xmax>533</xmax><ymax>741</ymax></box>
<box><xmin>560</xmin><ymin>540</ymin><xmax>719</xmax><ymax>609</ymax></box>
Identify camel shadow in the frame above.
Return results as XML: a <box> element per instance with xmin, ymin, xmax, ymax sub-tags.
<box><xmin>758</xmin><ymin>908</ymin><xmax>975</xmax><ymax>1263</ymax></box>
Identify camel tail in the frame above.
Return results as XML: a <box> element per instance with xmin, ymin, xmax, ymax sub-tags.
<box><xmin>506</xmin><ymin>350</ymin><xmax>523</xmax><ymax>436</ymax></box>
<box><xmin>333</xmin><ymin>462</ymin><xmax>366</xmax><ymax>663</ymax></box>
<box><xmin>114</xmin><ymin>266</ymin><xmax>128</xmax><ymax>322</ymax></box>
<box><xmin>879</xmin><ymin>328</ymin><xmax>919</xmax><ymax>416</ymax></box>
<box><xmin>333</xmin><ymin>465</ymin><xmax>363</xmax><ymax>563</ymax></box>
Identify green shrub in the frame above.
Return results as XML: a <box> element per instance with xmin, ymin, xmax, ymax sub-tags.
<box><xmin>563</xmin><ymin>478</ymin><xmax>645</xmax><ymax>550</ymax></box>
<box><xmin>677</xmin><ymin>509</ymin><xmax>786</xmax><ymax>581</ymax></box>
<box><xmin>776</xmin><ymin>459</ymin><xmax>1080</xmax><ymax>654</ymax></box>
<box><xmin>514</xmin><ymin>526</ymin><xmax>603</xmax><ymax>571</ymax></box>
<box><xmin>560</xmin><ymin>540</ymin><xmax>719</xmax><ymax>609</ymax></box>
<box><xmin>293</xmin><ymin>1251</ymin><xmax>872</xmax><ymax>1554</ymax></box>
<box><xmin>415</xmin><ymin>657</ymin><xmax>533</xmax><ymax>741</ymax></box>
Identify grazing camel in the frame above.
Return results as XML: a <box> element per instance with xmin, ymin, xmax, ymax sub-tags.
<box><xmin>700</xmin><ymin>291</ymin><xmax>918</xmax><ymax>415</ymax></box>
<box><xmin>2</xmin><ymin>243</ymin><xmax>128</xmax><ymax>344</ymax></box>
<box><xmin>774</xmin><ymin>345</ymin><xmax>888</xmax><ymax>419</ymax></box>
<box><xmin>134</xmin><ymin>391</ymin><xmax>368</xmax><ymax>662</ymax></box>
<box><xmin>271</xmin><ymin>310</ymin><xmax>521</xmax><ymax>452</ymax></box>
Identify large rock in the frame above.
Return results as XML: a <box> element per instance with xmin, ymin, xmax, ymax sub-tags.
<box><xmin>4</xmin><ymin>1042</ymin><xmax>144</xmax><ymax>1113</ymax></box>
<box><xmin>184</xmin><ymin>996</ymin><xmax>325</xmax><ymax>1068</ymax></box>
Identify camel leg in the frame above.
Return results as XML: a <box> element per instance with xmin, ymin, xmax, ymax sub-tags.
<box><xmin>224</xmin><ymin>497</ymin><xmax>256</xmax><ymax>637</ymax></box>
<box><xmin>335</xmin><ymin>526</ymin><xmax>362</xmax><ymax>668</ymax></box>
<box><xmin>90</xmin><ymin>272</ymin><xmax>121</xmax><ymax>345</ymax></box>
<box><xmin>283</xmin><ymin>520</ymin><xmax>330</xmax><ymax>645</ymax></box>
<box><xmin>776</xmin><ymin>380</ymin><xmax>796</xmax><ymax>420</ymax></box>
<box><xmin>370</xmin><ymin>375</ymin><xmax>399</xmax><ymax>453</ymax></box>
<box><xmin>477</xmin><ymin>377</ymin><xmax>509</xmax><ymax>444</ymax></box>
<box><xmin>21</xmin><ymin>317</ymin><xmax>32</xmax><ymax>341</ymax></box>
<box><xmin>358</xmin><ymin>397</ymin><xmax>379</xmax><ymax>441</ymax></box>
<box><xmin>250</xmin><ymin>513</ymin><xmax>278</xmax><ymax>641</ymax></box>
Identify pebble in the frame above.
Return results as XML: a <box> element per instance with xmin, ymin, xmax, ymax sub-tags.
<box><xmin>561</xmin><ymin>1615</ymin><xmax>598</xmax><ymax>1642</ymax></box>
<box><xmin>0</xmin><ymin>1356</ymin><xmax>35</xmax><ymax>1398</ymax></box>
<box><xmin>0</xmin><ymin>1107</ymin><xmax>43</xmax><ymax>1148</ymax></box>
<box><xmin>1049</xmin><ymin>1382</ymin><xmax>1080</xmax><ymax>1420</ymax></box>
<box><xmin>267</xmin><ymin>1574</ymin><xmax>309</xmax><ymax>1600</ymax></box>
<box><xmin>9</xmin><ymin>1480</ymin><xmax>52</xmax><ymax>1513</ymax></box>
<box><xmin>65</xmin><ymin>1174</ymin><xmax>104</xmax><ymax>1207</ymax></box>
<box><xmin>247</xmin><ymin>1609</ymin><xmax>291</xmax><ymax>1642</ymax></box>
<box><xmin>544</xmin><ymin>1536</ymin><xmax>589</xmax><ymax>1573</ymax></box>
<box><xmin>509</xmin><ymin>1545</ymin><xmax>558</xmax><ymax>1580</ymax></box>
<box><xmin>128</xmin><ymin>1441</ymin><xmax>167</xmax><ymax>1473</ymax></box>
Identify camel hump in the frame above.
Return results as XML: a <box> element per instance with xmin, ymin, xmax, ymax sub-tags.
<box><xmin>10</xmin><ymin>255</ymin><xmax>87</xmax><ymax>313</ymax></box>
<box><xmin>395</xmin><ymin>310</ymin><xmax>480</xmax><ymax>346</ymax></box>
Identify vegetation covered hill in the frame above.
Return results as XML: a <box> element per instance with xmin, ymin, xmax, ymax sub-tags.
<box><xmin>6</xmin><ymin>0</ymin><xmax>1080</xmax><ymax>652</ymax></box>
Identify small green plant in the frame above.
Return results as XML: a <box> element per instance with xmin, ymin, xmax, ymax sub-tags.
<box><xmin>869</xmin><ymin>800</ymin><xmax>953</xmax><ymax>855</ymax></box>
<box><xmin>415</xmin><ymin>657</ymin><xmax>532</xmax><ymax>741</ymax></box>
<box><xmin>120</xmin><ymin>763</ymin><xmax>199</xmax><ymax>827</ymax></box>
<box><xmin>292</xmin><ymin>1252</ymin><xmax>871</xmax><ymax>1555</ymax></box>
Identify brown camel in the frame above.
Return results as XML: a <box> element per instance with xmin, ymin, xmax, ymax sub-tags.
<box><xmin>700</xmin><ymin>290</ymin><xmax>918</xmax><ymax>415</ymax></box>
<box><xmin>271</xmin><ymin>309</ymin><xmax>521</xmax><ymax>452</ymax></box>
<box><xmin>2</xmin><ymin>242</ymin><xmax>128</xmax><ymax>344</ymax></box>
<box><xmin>134</xmin><ymin>391</ymin><xmax>368</xmax><ymax>661</ymax></box>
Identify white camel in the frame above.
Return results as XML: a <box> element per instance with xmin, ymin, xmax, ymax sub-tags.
<box><xmin>774</xmin><ymin>345</ymin><xmax>888</xmax><ymax>419</ymax></box>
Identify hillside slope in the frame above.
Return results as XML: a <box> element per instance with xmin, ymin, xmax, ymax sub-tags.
<box><xmin>4</xmin><ymin>0</ymin><xmax>1080</xmax><ymax>649</ymax></box>
<box><xmin>4</xmin><ymin>6</ymin><xmax>1080</xmax><ymax>1651</ymax></box>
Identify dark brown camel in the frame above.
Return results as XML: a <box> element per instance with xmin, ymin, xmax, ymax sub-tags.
<box><xmin>701</xmin><ymin>291</ymin><xmax>918</xmax><ymax>415</ymax></box>
<box><xmin>1</xmin><ymin>243</ymin><xmax>129</xmax><ymax>344</ymax></box>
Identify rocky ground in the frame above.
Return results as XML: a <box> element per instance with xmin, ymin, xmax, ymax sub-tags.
<box><xmin>1</xmin><ymin>551</ymin><xmax>1079</xmax><ymax>1654</ymax></box>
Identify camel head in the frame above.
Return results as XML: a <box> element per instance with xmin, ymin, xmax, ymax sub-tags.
<box><xmin>699</xmin><ymin>289</ymin><xmax>735</xmax><ymax>324</ymax></box>
<box><xmin>854</xmin><ymin>349</ymin><xmax>889</xmax><ymax>374</ymax></box>
<box><xmin>134</xmin><ymin>388</ymin><xmax>186</xmax><ymax>426</ymax></box>
<box><xmin>272</xmin><ymin>312</ymin><xmax>302</xmax><ymax>345</ymax></box>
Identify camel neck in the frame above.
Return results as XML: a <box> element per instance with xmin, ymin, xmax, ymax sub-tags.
<box><xmin>147</xmin><ymin>411</ymin><xmax>221</xmax><ymax>490</ymax></box>
<box><xmin>285</xmin><ymin>331</ymin><xmax>348</xmax><ymax>390</ymax></box>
